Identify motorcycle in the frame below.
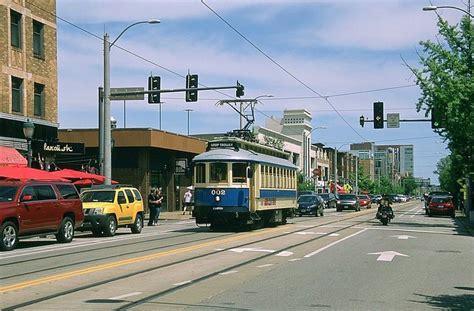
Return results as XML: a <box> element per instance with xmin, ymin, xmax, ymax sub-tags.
<box><xmin>376</xmin><ymin>204</ymin><xmax>394</xmax><ymax>226</ymax></box>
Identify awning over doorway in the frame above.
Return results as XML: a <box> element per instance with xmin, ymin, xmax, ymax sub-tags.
<box><xmin>0</xmin><ymin>146</ymin><xmax>27</xmax><ymax>167</ymax></box>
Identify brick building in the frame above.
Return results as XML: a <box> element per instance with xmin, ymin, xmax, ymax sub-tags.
<box><xmin>1</xmin><ymin>0</ymin><xmax>58</xmax><ymax>154</ymax></box>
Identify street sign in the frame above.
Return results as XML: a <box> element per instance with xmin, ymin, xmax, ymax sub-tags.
<box><xmin>110</xmin><ymin>87</ymin><xmax>145</xmax><ymax>101</ymax></box>
<box><xmin>387</xmin><ymin>113</ymin><xmax>400</xmax><ymax>128</ymax></box>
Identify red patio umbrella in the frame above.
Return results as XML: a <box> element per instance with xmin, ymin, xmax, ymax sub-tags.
<box><xmin>49</xmin><ymin>169</ymin><xmax>117</xmax><ymax>185</ymax></box>
<box><xmin>0</xmin><ymin>167</ymin><xmax>68</xmax><ymax>181</ymax></box>
<box><xmin>0</xmin><ymin>146</ymin><xmax>27</xmax><ymax>167</ymax></box>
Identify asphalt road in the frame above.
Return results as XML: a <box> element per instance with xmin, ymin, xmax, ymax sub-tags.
<box><xmin>1</xmin><ymin>201</ymin><xmax>472</xmax><ymax>310</ymax></box>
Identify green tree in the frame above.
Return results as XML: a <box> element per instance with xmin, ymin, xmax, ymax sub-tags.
<box><xmin>435</xmin><ymin>153</ymin><xmax>464</xmax><ymax>197</ymax></box>
<box><xmin>401</xmin><ymin>177</ymin><xmax>417</xmax><ymax>195</ymax></box>
<box><xmin>297</xmin><ymin>172</ymin><xmax>314</xmax><ymax>192</ymax></box>
<box><xmin>408</xmin><ymin>15</ymin><xmax>473</xmax><ymax>179</ymax></box>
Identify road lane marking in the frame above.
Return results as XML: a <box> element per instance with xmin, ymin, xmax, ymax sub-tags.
<box><xmin>329</xmin><ymin>233</ymin><xmax>340</xmax><ymax>237</ymax></box>
<box><xmin>392</xmin><ymin>235</ymin><xmax>417</xmax><ymax>240</ymax></box>
<box><xmin>368</xmin><ymin>251</ymin><xmax>409</xmax><ymax>262</ymax></box>
<box><xmin>399</xmin><ymin>206</ymin><xmax>419</xmax><ymax>218</ymax></box>
<box><xmin>275</xmin><ymin>251</ymin><xmax>293</xmax><ymax>257</ymax></box>
<box><xmin>257</xmin><ymin>264</ymin><xmax>274</xmax><ymax>268</ymax></box>
<box><xmin>410</xmin><ymin>209</ymin><xmax>423</xmax><ymax>218</ymax></box>
<box><xmin>219</xmin><ymin>270</ymin><xmax>238</xmax><ymax>275</ymax></box>
<box><xmin>304</xmin><ymin>229</ymin><xmax>367</xmax><ymax>258</ymax></box>
<box><xmin>173</xmin><ymin>280</ymin><xmax>192</xmax><ymax>286</ymax></box>
<box><xmin>0</xmin><ymin>225</ymin><xmax>286</xmax><ymax>293</ymax></box>
<box><xmin>108</xmin><ymin>292</ymin><xmax>142</xmax><ymax>300</ymax></box>
<box><xmin>289</xmin><ymin>258</ymin><xmax>302</xmax><ymax>262</ymax></box>
<box><xmin>294</xmin><ymin>232</ymin><xmax>327</xmax><ymax>235</ymax></box>
<box><xmin>229</xmin><ymin>247</ymin><xmax>275</xmax><ymax>253</ymax></box>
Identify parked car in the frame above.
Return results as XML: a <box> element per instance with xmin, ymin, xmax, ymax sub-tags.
<box><xmin>319</xmin><ymin>192</ymin><xmax>337</xmax><ymax>209</ymax></box>
<box><xmin>336</xmin><ymin>194</ymin><xmax>360</xmax><ymax>212</ymax></box>
<box><xmin>0</xmin><ymin>180</ymin><xmax>84</xmax><ymax>251</ymax></box>
<box><xmin>297</xmin><ymin>194</ymin><xmax>324</xmax><ymax>217</ymax></box>
<box><xmin>427</xmin><ymin>195</ymin><xmax>455</xmax><ymax>218</ymax></box>
<box><xmin>357</xmin><ymin>194</ymin><xmax>372</xmax><ymax>209</ymax></box>
<box><xmin>80</xmin><ymin>185</ymin><xmax>144</xmax><ymax>237</ymax></box>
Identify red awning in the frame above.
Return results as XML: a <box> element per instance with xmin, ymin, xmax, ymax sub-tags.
<box><xmin>0</xmin><ymin>147</ymin><xmax>27</xmax><ymax>167</ymax></box>
<box><xmin>0</xmin><ymin>167</ymin><xmax>69</xmax><ymax>181</ymax></box>
<box><xmin>49</xmin><ymin>169</ymin><xmax>117</xmax><ymax>185</ymax></box>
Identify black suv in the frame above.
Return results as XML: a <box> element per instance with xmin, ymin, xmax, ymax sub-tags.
<box><xmin>318</xmin><ymin>192</ymin><xmax>337</xmax><ymax>209</ymax></box>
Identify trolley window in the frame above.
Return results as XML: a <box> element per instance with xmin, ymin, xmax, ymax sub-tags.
<box><xmin>232</xmin><ymin>163</ymin><xmax>247</xmax><ymax>183</ymax></box>
<box><xmin>195</xmin><ymin>163</ymin><xmax>206</xmax><ymax>183</ymax></box>
<box><xmin>210</xmin><ymin>163</ymin><xmax>227</xmax><ymax>183</ymax></box>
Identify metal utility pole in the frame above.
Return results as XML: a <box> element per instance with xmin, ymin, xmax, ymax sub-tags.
<box><xmin>185</xmin><ymin>109</ymin><xmax>193</xmax><ymax>135</ymax></box>
<box><xmin>334</xmin><ymin>149</ymin><xmax>338</xmax><ymax>197</ymax></box>
<box><xmin>103</xmin><ymin>33</ymin><xmax>111</xmax><ymax>183</ymax></box>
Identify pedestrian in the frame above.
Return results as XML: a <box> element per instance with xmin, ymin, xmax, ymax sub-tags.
<box><xmin>183</xmin><ymin>188</ymin><xmax>193</xmax><ymax>215</ymax></box>
<box><xmin>148</xmin><ymin>188</ymin><xmax>161</xmax><ymax>226</ymax></box>
<box><xmin>154</xmin><ymin>188</ymin><xmax>164</xmax><ymax>225</ymax></box>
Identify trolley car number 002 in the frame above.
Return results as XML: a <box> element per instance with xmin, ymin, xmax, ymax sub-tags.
<box><xmin>211</xmin><ymin>189</ymin><xmax>226</xmax><ymax>196</ymax></box>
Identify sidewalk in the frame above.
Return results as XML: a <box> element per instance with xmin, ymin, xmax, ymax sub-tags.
<box><xmin>148</xmin><ymin>211</ymin><xmax>194</xmax><ymax>221</ymax></box>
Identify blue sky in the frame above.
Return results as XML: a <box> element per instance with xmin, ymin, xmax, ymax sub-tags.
<box><xmin>55</xmin><ymin>0</ymin><xmax>466</xmax><ymax>184</ymax></box>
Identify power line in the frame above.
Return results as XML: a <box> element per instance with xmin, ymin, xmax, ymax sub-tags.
<box><xmin>201</xmin><ymin>0</ymin><xmax>368</xmax><ymax>142</ymax></box>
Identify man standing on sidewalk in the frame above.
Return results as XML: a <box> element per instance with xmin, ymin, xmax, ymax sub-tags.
<box><xmin>148</xmin><ymin>188</ymin><xmax>160</xmax><ymax>226</ymax></box>
<box><xmin>183</xmin><ymin>189</ymin><xmax>193</xmax><ymax>215</ymax></box>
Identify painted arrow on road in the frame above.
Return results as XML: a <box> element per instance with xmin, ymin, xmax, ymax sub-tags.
<box><xmin>368</xmin><ymin>251</ymin><xmax>409</xmax><ymax>262</ymax></box>
<box><xmin>392</xmin><ymin>235</ymin><xmax>417</xmax><ymax>240</ymax></box>
<box><xmin>229</xmin><ymin>247</ymin><xmax>275</xmax><ymax>253</ymax></box>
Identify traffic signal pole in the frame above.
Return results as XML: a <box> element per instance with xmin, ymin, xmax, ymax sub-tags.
<box><xmin>111</xmin><ymin>84</ymin><xmax>243</xmax><ymax>97</ymax></box>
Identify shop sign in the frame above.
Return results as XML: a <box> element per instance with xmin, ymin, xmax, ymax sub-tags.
<box><xmin>34</xmin><ymin>141</ymin><xmax>85</xmax><ymax>155</ymax></box>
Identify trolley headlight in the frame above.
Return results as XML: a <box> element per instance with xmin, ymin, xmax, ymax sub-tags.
<box><xmin>215</xmin><ymin>195</ymin><xmax>221</xmax><ymax>202</ymax></box>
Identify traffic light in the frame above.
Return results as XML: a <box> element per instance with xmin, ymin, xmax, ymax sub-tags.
<box><xmin>359</xmin><ymin>115</ymin><xmax>365</xmax><ymax>127</ymax></box>
<box><xmin>431</xmin><ymin>106</ymin><xmax>443</xmax><ymax>129</ymax></box>
<box><xmin>185</xmin><ymin>74</ymin><xmax>198</xmax><ymax>102</ymax></box>
<box><xmin>373</xmin><ymin>101</ymin><xmax>384</xmax><ymax>129</ymax></box>
<box><xmin>148</xmin><ymin>76</ymin><xmax>161</xmax><ymax>103</ymax></box>
<box><xmin>236</xmin><ymin>81</ymin><xmax>244</xmax><ymax>98</ymax></box>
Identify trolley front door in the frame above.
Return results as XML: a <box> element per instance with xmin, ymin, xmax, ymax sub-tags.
<box><xmin>248</xmin><ymin>164</ymin><xmax>257</xmax><ymax>213</ymax></box>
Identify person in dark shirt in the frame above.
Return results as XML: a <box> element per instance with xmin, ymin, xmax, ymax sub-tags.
<box><xmin>148</xmin><ymin>188</ymin><xmax>161</xmax><ymax>226</ymax></box>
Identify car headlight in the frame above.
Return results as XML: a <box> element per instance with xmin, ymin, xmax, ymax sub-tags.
<box><xmin>337</xmin><ymin>200</ymin><xmax>341</xmax><ymax>204</ymax></box>
<box><xmin>91</xmin><ymin>208</ymin><xmax>104</xmax><ymax>215</ymax></box>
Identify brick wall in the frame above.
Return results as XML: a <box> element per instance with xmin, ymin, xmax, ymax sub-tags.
<box><xmin>1</xmin><ymin>0</ymin><xmax>57</xmax><ymax>123</ymax></box>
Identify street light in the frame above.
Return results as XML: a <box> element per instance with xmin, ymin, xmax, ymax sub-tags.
<box><xmin>302</xmin><ymin>126</ymin><xmax>327</xmax><ymax>179</ymax></box>
<box><xmin>23</xmin><ymin>119</ymin><xmax>35</xmax><ymax>167</ymax></box>
<box><xmin>185</xmin><ymin>109</ymin><xmax>193</xmax><ymax>136</ymax></box>
<box><xmin>102</xmin><ymin>19</ymin><xmax>160</xmax><ymax>184</ymax></box>
<box><xmin>423</xmin><ymin>5</ymin><xmax>474</xmax><ymax>18</ymax></box>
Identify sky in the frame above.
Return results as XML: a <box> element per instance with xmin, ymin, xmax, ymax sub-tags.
<box><xmin>54</xmin><ymin>0</ymin><xmax>467</xmax><ymax>184</ymax></box>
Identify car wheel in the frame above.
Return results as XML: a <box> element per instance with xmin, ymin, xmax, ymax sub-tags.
<box><xmin>104</xmin><ymin>215</ymin><xmax>117</xmax><ymax>237</ymax></box>
<box><xmin>56</xmin><ymin>217</ymin><xmax>74</xmax><ymax>243</ymax></box>
<box><xmin>0</xmin><ymin>221</ymin><xmax>18</xmax><ymax>251</ymax></box>
<box><xmin>336</xmin><ymin>208</ymin><xmax>341</xmax><ymax>212</ymax></box>
<box><xmin>131</xmin><ymin>213</ymin><xmax>143</xmax><ymax>234</ymax></box>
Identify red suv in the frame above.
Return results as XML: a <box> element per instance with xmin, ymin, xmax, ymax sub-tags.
<box><xmin>0</xmin><ymin>180</ymin><xmax>84</xmax><ymax>251</ymax></box>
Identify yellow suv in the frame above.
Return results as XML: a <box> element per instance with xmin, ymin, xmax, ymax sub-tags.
<box><xmin>80</xmin><ymin>185</ymin><xmax>144</xmax><ymax>237</ymax></box>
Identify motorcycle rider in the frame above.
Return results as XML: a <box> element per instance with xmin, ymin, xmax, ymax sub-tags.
<box><xmin>378</xmin><ymin>194</ymin><xmax>394</xmax><ymax>219</ymax></box>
